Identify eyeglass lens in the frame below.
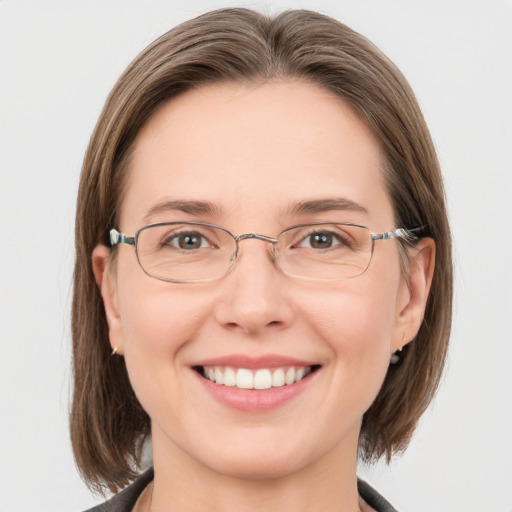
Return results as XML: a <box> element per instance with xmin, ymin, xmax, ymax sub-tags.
<box><xmin>135</xmin><ymin>223</ymin><xmax>373</xmax><ymax>282</ymax></box>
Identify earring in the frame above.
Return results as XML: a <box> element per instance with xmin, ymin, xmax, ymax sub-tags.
<box><xmin>390</xmin><ymin>347</ymin><xmax>402</xmax><ymax>365</ymax></box>
<box><xmin>390</xmin><ymin>333</ymin><xmax>407</xmax><ymax>365</ymax></box>
<box><xmin>111</xmin><ymin>346</ymin><xmax>118</xmax><ymax>356</ymax></box>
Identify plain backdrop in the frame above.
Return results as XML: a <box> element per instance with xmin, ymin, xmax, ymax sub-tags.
<box><xmin>1</xmin><ymin>1</ymin><xmax>511</xmax><ymax>511</ymax></box>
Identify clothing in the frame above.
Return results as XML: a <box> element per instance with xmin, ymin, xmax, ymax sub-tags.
<box><xmin>357</xmin><ymin>479</ymin><xmax>398</xmax><ymax>512</ymax></box>
<box><xmin>84</xmin><ymin>468</ymin><xmax>398</xmax><ymax>512</ymax></box>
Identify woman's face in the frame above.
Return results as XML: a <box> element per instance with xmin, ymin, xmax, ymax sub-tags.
<box><xmin>95</xmin><ymin>81</ymin><xmax>432</xmax><ymax>479</ymax></box>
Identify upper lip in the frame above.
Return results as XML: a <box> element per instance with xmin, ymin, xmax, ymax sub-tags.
<box><xmin>192</xmin><ymin>354</ymin><xmax>319</xmax><ymax>369</ymax></box>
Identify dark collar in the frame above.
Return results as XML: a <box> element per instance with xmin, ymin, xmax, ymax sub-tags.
<box><xmin>84</xmin><ymin>469</ymin><xmax>397</xmax><ymax>512</ymax></box>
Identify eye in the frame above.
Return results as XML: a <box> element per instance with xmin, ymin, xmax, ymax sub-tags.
<box><xmin>297</xmin><ymin>231</ymin><xmax>345</xmax><ymax>249</ymax></box>
<box><xmin>164</xmin><ymin>231</ymin><xmax>211</xmax><ymax>250</ymax></box>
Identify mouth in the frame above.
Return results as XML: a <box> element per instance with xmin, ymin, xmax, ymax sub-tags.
<box><xmin>193</xmin><ymin>364</ymin><xmax>321</xmax><ymax>390</ymax></box>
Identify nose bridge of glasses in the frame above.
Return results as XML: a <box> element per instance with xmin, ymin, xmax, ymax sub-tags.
<box><xmin>235</xmin><ymin>233</ymin><xmax>279</xmax><ymax>244</ymax></box>
<box><xmin>231</xmin><ymin>233</ymin><xmax>279</xmax><ymax>265</ymax></box>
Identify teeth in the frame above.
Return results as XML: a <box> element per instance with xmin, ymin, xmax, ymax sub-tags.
<box><xmin>295</xmin><ymin>367</ymin><xmax>307</xmax><ymax>382</ymax></box>
<box><xmin>272</xmin><ymin>368</ymin><xmax>285</xmax><ymax>387</ymax></box>
<box><xmin>254</xmin><ymin>369</ymin><xmax>272</xmax><ymax>390</ymax></box>
<box><xmin>214</xmin><ymin>367</ymin><xmax>224</xmax><ymax>385</ymax></box>
<box><xmin>285</xmin><ymin>367</ymin><xmax>295</xmax><ymax>385</ymax></box>
<box><xmin>202</xmin><ymin>365</ymin><xmax>313</xmax><ymax>389</ymax></box>
<box><xmin>236</xmin><ymin>369</ymin><xmax>253</xmax><ymax>389</ymax></box>
<box><xmin>224</xmin><ymin>367</ymin><xmax>236</xmax><ymax>387</ymax></box>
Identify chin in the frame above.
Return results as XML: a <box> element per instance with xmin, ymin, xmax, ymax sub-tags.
<box><xmin>207</xmin><ymin>449</ymin><xmax>308</xmax><ymax>481</ymax></box>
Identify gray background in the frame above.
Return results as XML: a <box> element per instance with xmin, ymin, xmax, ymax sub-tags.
<box><xmin>1</xmin><ymin>0</ymin><xmax>511</xmax><ymax>510</ymax></box>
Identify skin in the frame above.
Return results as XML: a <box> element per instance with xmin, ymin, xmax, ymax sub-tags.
<box><xmin>93</xmin><ymin>81</ymin><xmax>435</xmax><ymax>512</ymax></box>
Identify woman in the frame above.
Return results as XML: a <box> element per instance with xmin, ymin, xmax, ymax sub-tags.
<box><xmin>72</xmin><ymin>8</ymin><xmax>452</xmax><ymax>512</ymax></box>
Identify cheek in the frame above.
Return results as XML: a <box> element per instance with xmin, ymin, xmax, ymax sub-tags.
<box><xmin>306</xmin><ymin>277</ymin><xmax>399</xmax><ymax>352</ymax></box>
<box><xmin>114</xmin><ymin>265</ymin><xmax>214</xmax><ymax>403</ymax></box>
<box><xmin>300</xmin><ymin>272</ymin><xmax>402</xmax><ymax>405</ymax></box>
<box><xmin>120</xmin><ymin>289</ymin><xmax>202</xmax><ymax>353</ymax></box>
<box><xmin>115</xmin><ymin>249</ymin><xmax>212</xmax><ymax>354</ymax></box>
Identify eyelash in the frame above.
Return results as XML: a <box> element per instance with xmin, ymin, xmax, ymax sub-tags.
<box><xmin>161</xmin><ymin>230</ymin><xmax>214</xmax><ymax>250</ymax></box>
<box><xmin>293</xmin><ymin>229</ymin><xmax>354</xmax><ymax>250</ymax></box>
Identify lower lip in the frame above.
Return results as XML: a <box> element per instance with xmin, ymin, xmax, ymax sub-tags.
<box><xmin>195</xmin><ymin>370</ymin><xmax>317</xmax><ymax>412</ymax></box>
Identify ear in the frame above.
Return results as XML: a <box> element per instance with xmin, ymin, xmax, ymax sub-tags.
<box><xmin>92</xmin><ymin>245</ymin><xmax>124</xmax><ymax>355</ymax></box>
<box><xmin>393</xmin><ymin>237</ymin><xmax>436</xmax><ymax>351</ymax></box>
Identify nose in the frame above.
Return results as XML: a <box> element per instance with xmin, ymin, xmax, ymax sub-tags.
<box><xmin>214</xmin><ymin>238</ymin><xmax>296</xmax><ymax>335</ymax></box>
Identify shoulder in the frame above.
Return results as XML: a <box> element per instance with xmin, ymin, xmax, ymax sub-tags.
<box><xmin>357</xmin><ymin>479</ymin><xmax>398</xmax><ymax>512</ymax></box>
<box><xmin>82</xmin><ymin>469</ymin><xmax>154</xmax><ymax>512</ymax></box>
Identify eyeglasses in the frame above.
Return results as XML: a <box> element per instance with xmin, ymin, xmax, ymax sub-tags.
<box><xmin>109</xmin><ymin>221</ymin><xmax>421</xmax><ymax>283</ymax></box>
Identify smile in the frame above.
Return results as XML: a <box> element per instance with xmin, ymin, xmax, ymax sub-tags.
<box><xmin>198</xmin><ymin>365</ymin><xmax>319</xmax><ymax>390</ymax></box>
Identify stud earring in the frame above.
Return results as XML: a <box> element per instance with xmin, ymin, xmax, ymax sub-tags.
<box><xmin>111</xmin><ymin>346</ymin><xmax>118</xmax><ymax>356</ymax></box>
<box><xmin>390</xmin><ymin>333</ymin><xmax>407</xmax><ymax>365</ymax></box>
<box><xmin>390</xmin><ymin>347</ymin><xmax>402</xmax><ymax>365</ymax></box>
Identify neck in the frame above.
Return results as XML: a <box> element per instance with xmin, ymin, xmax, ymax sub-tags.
<box><xmin>149</xmin><ymin>426</ymin><xmax>362</xmax><ymax>512</ymax></box>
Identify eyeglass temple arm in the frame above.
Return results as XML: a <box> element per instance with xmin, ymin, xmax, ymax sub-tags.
<box><xmin>371</xmin><ymin>227</ymin><xmax>423</xmax><ymax>242</ymax></box>
<box><xmin>110</xmin><ymin>228</ymin><xmax>135</xmax><ymax>247</ymax></box>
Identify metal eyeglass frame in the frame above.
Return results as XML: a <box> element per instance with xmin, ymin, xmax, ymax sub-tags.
<box><xmin>109</xmin><ymin>221</ymin><xmax>422</xmax><ymax>283</ymax></box>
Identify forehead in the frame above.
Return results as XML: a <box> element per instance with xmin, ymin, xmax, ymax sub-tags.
<box><xmin>120</xmin><ymin>81</ymin><xmax>394</xmax><ymax>230</ymax></box>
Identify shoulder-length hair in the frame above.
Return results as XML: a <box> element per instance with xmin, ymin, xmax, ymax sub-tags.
<box><xmin>71</xmin><ymin>7</ymin><xmax>452</xmax><ymax>494</ymax></box>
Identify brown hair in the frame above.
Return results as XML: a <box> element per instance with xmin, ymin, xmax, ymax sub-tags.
<box><xmin>71</xmin><ymin>7</ymin><xmax>452</xmax><ymax>494</ymax></box>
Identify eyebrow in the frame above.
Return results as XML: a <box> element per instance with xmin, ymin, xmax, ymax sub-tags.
<box><xmin>143</xmin><ymin>196</ymin><xmax>368</xmax><ymax>224</ymax></box>
<box><xmin>144</xmin><ymin>199</ymin><xmax>223</xmax><ymax>223</ymax></box>
<box><xmin>288</xmin><ymin>197</ymin><xmax>369</xmax><ymax>216</ymax></box>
